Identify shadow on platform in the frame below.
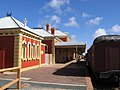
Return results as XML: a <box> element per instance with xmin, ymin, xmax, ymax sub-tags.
<box><xmin>53</xmin><ymin>61</ymin><xmax>89</xmax><ymax>77</ymax></box>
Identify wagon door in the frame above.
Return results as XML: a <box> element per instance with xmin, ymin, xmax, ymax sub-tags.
<box><xmin>0</xmin><ymin>51</ymin><xmax>5</xmax><ymax>69</ymax></box>
<box><xmin>108</xmin><ymin>47</ymin><xmax>119</xmax><ymax>70</ymax></box>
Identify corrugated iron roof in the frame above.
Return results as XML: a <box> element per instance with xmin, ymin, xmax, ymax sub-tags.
<box><xmin>55</xmin><ymin>41</ymin><xmax>86</xmax><ymax>46</ymax></box>
<box><xmin>0</xmin><ymin>16</ymin><xmax>31</xmax><ymax>30</ymax></box>
<box><xmin>49</xmin><ymin>30</ymin><xmax>68</xmax><ymax>37</ymax></box>
<box><xmin>0</xmin><ymin>16</ymin><xmax>44</xmax><ymax>38</ymax></box>
<box><xmin>55</xmin><ymin>30</ymin><xmax>68</xmax><ymax>36</ymax></box>
<box><xmin>0</xmin><ymin>16</ymin><xmax>67</xmax><ymax>38</ymax></box>
<box><xmin>0</xmin><ymin>16</ymin><xmax>19</xmax><ymax>28</ymax></box>
<box><xmin>32</xmin><ymin>29</ymin><xmax>54</xmax><ymax>37</ymax></box>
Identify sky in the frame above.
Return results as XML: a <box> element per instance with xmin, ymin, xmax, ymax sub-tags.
<box><xmin>0</xmin><ymin>0</ymin><xmax>120</xmax><ymax>50</ymax></box>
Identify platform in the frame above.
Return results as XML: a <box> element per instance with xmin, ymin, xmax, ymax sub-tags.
<box><xmin>0</xmin><ymin>60</ymin><xmax>93</xmax><ymax>90</ymax></box>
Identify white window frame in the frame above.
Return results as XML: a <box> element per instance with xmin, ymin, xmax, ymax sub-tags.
<box><xmin>22</xmin><ymin>40</ymin><xmax>27</xmax><ymax>60</ymax></box>
<box><xmin>28</xmin><ymin>42</ymin><xmax>31</xmax><ymax>59</ymax></box>
<box><xmin>32</xmin><ymin>43</ymin><xmax>36</xmax><ymax>59</ymax></box>
<box><xmin>37</xmin><ymin>44</ymin><xmax>40</xmax><ymax>59</ymax></box>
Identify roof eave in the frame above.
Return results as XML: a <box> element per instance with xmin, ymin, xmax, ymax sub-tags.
<box><xmin>20</xmin><ymin>28</ymin><xmax>44</xmax><ymax>40</ymax></box>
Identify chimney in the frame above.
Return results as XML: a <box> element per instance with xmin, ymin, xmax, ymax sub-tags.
<box><xmin>46</xmin><ymin>24</ymin><xmax>50</xmax><ymax>32</ymax></box>
<box><xmin>51</xmin><ymin>28</ymin><xmax>55</xmax><ymax>35</ymax></box>
<box><xmin>24</xmin><ymin>18</ymin><xmax>27</xmax><ymax>26</ymax></box>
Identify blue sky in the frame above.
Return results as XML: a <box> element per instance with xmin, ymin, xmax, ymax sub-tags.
<box><xmin>0</xmin><ymin>0</ymin><xmax>120</xmax><ymax>50</ymax></box>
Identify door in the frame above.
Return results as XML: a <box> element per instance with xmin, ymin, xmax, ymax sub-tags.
<box><xmin>108</xmin><ymin>47</ymin><xmax>119</xmax><ymax>70</ymax></box>
<box><xmin>0</xmin><ymin>51</ymin><xmax>5</xmax><ymax>69</ymax></box>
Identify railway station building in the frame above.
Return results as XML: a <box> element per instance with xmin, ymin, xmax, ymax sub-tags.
<box><xmin>0</xmin><ymin>16</ymin><xmax>45</xmax><ymax>71</ymax></box>
<box><xmin>0</xmin><ymin>15</ymin><xmax>86</xmax><ymax>71</ymax></box>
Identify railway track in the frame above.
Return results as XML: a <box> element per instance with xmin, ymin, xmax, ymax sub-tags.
<box><xmin>89</xmin><ymin>70</ymin><xmax>120</xmax><ymax>90</ymax></box>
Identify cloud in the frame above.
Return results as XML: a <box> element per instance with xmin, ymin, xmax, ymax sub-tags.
<box><xmin>49</xmin><ymin>0</ymin><xmax>69</xmax><ymax>7</ymax></box>
<box><xmin>111</xmin><ymin>24</ymin><xmax>120</xmax><ymax>33</ymax></box>
<box><xmin>51</xmin><ymin>15</ymin><xmax>60</xmax><ymax>23</ymax></box>
<box><xmin>43</xmin><ymin>0</ymin><xmax>70</xmax><ymax>15</ymax></box>
<box><xmin>92</xmin><ymin>24</ymin><xmax>120</xmax><ymax>39</ymax></box>
<box><xmin>37</xmin><ymin>15</ymin><xmax>60</xmax><ymax>28</ymax></box>
<box><xmin>82</xmin><ymin>12</ymin><xmax>90</xmax><ymax>18</ymax></box>
<box><xmin>93</xmin><ymin>28</ymin><xmax>107</xmax><ymax>39</ymax></box>
<box><xmin>64</xmin><ymin>17</ymin><xmax>79</xmax><ymax>27</ymax></box>
<box><xmin>87</xmin><ymin>17</ymin><xmax>103</xmax><ymax>26</ymax></box>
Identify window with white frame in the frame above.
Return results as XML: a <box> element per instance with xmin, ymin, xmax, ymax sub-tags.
<box><xmin>31</xmin><ymin>45</ymin><xmax>33</xmax><ymax>58</ymax></box>
<box><xmin>37</xmin><ymin>45</ymin><xmax>39</xmax><ymax>58</ymax></box>
<box><xmin>22</xmin><ymin>42</ymin><xmax>27</xmax><ymax>59</ymax></box>
<box><xmin>45</xmin><ymin>45</ymin><xmax>48</xmax><ymax>53</ymax></box>
<box><xmin>28</xmin><ymin>43</ymin><xmax>31</xmax><ymax>58</ymax></box>
<box><xmin>33</xmin><ymin>44</ymin><xmax>36</xmax><ymax>58</ymax></box>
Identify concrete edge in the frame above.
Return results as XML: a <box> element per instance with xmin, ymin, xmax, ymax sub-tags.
<box><xmin>0</xmin><ymin>78</ymin><xmax>86</xmax><ymax>87</ymax></box>
<box><xmin>85</xmin><ymin>77</ymin><xmax>94</xmax><ymax>90</ymax></box>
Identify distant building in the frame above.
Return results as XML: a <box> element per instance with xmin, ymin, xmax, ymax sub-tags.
<box><xmin>55</xmin><ymin>41</ymin><xmax>86</xmax><ymax>63</ymax></box>
<box><xmin>33</xmin><ymin>24</ymin><xmax>86</xmax><ymax>63</ymax></box>
<box><xmin>32</xmin><ymin>24</ymin><xmax>70</xmax><ymax>64</ymax></box>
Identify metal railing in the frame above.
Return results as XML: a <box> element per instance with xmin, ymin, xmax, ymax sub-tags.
<box><xmin>0</xmin><ymin>67</ymin><xmax>21</xmax><ymax>90</ymax></box>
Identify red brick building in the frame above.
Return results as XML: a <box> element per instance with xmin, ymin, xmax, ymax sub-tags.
<box><xmin>0</xmin><ymin>16</ymin><xmax>86</xmax><ymax>71</ymax></box>
<box><xmin>0</xmin><ymin>16</ymin><xmax>45</xmax><ymax>71</ymax></box>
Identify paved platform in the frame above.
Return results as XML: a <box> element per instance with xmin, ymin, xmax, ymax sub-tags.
<box><xmin>0</xmin><ymin>60</ymin><xmax>92</xmax><ymax>90</ymax></box>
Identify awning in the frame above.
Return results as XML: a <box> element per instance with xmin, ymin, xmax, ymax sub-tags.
<box><xmin>55</xmin><ymin>41</ymin><xmax>85</xmax><ymax>45</ymax></box>
<box><xmin>55</xmin><ymin>41</ymin><xmax>85</xmax><ymax>47</ymax></box>
<box><xmin>55</xmin><ymin>41</ymin><xmax>86</xmax><ymax>52</ymax></box>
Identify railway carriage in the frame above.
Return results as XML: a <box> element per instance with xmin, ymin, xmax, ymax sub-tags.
<box><xmin>87</xmin><ymin>35</ymin><xmax>120</xmax><ymax>82</ymax></box>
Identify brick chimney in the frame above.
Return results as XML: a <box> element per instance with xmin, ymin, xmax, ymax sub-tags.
<box><xmin>46</xmin><ymin>24</ymin><xmax>50</xmax><ymax>32</ymax></box>
<box><xmin>51</xmin><ymin>28</ymin><xmax>55</xmax><ymax>35</ymax></box>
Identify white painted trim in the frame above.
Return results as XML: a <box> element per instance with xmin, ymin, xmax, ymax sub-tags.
<box><xmin>22</xmin><ymin>40</ymin><xmax>27</xmax><ymax>60</ymax></box>
<box><xmin>0</xmin><ymin>78</ymin><xmax>86</xmax><ymax>87</ymax></box>
<box><xmin>27</xmin><ymin>42</ymin><xmax>31</xmax><ymax>59</ymax></box>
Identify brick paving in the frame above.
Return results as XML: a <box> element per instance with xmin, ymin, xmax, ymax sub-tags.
<box><xmin>0</xmin><ymin>60</ymin><xmax>92</xmax><ymax>89</ymax></box>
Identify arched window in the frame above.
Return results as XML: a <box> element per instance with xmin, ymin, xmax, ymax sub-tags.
<box><xmin>31</xmin><ymin>45</ymin><xmax>33</xmax><ymax>58</ymax></box>
<box><xmin>22</xmin><ymin>41</ymin><xmax>27</xmax><ymax>59</ymax></box>
<box><xmin>33</xmin><ymin>43</ymin><xmax>36</xmax><ymax>58</ymax></box>
<box><xmin>45</xmin><ymin>45</ymin><xmax>48</xmax><ymax>53</ymax></box>
<box><xmin>37</xmin><ymin>45</ymin><xmax>39</xmax><ymax>58</ymax></box>
<box><xmin>28</xmin><ymin>43</ymin><xmax>31</xmax><ymax>58</ymax></box>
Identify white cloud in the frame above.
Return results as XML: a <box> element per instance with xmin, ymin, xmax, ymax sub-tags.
<box><xmin>82</xmin><ymin>12</ymin><xmax>90</xmax><ymax>18</ymax></box>
<box><xmin>93</xmin><ymin>28</ymin><xmax>107</xmax><ymax>39</ymax></box>
<box><xmin>44</xmin><ymin>0</ymin><xmax>70</xmax><ymax>14</ymax></box>
<box><xmin>87</xmin><ymin>17</ymin><xmax>103</xmax><ymax>26</ymax></box>
<box><xmin>65</xmin><ymin>17</ymin><xmax>79</xmax><ymax>27</ymax></box>
<box><xmin>51</xmin><ymin>15</ymin><xmax>60</xmax><ymax>23</ymax></box>
<box><xmin>37</xmin><ymin>15</ymin><xmax>60</xmax><ymax>28</ymax></box>
<box><xmin>111</xmin><ymin>24</ymin><xmax>120</xmax><ymax>33</ymax></box>
<box><xmin>49</xmin><ymin>0</ymin><xmax>69</xmax><ymax>7</ymax></box>
<box><xmin>92</xmin><ymin>24</ymin><xmax>120</xmax><ymax>39</ymax></box>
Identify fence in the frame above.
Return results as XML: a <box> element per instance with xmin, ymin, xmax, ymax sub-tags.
<box><xmin>0</xmin><ymin>67</ymin><xmax>21</xmax><ymax>90</ymax></box>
